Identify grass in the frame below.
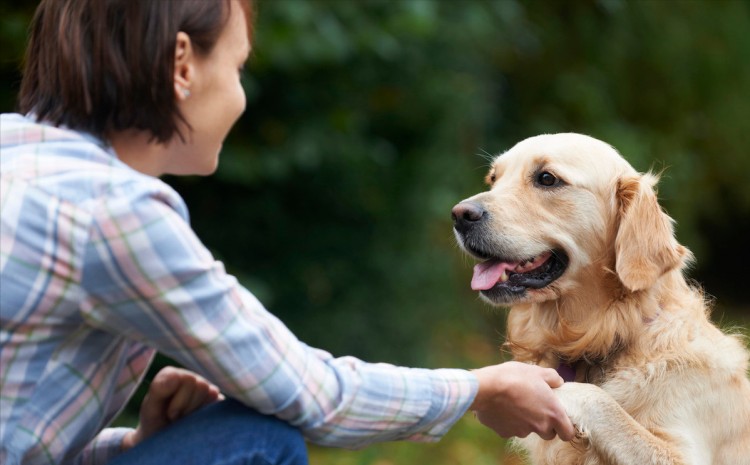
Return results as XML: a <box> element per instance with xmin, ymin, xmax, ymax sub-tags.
<box><xmin>308</xmin><ymin>416</ymin><xmax>522</xmax><ymax>465</ymax></box>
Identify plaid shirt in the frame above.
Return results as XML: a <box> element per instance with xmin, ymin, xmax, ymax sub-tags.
<box><xmin>0</xmin><ymin>113</ymin><xmax>477</xmax><ymax>465</ymax></box>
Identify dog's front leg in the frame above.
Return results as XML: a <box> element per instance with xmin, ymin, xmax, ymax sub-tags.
<box><xmin>554</xmin><ymin>383</ymin><xmax>689</xmax><ymax>465</ymax></box>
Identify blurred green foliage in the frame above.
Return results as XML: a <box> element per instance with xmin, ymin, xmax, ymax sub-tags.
<box><xmin>2</xmin><ymin>0</ymin><xmax>749</xmax><ymax>463</ymax></box>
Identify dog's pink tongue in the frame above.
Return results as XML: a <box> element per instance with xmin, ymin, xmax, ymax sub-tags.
<box><xmin>471</xmin><ymin>260</ymin><xmax>518</xmax><ymax>291</ymax></box>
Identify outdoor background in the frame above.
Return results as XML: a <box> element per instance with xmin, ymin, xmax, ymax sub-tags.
<box><xmin>1</xmin><ymin>0</ymin><xmax>749</xmax><ymax>463</ymax></box>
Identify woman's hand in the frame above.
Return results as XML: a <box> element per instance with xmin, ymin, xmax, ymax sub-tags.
<box><xmin>471</xmin><ymin>361</ymin><xmax>576</xmax><ymax>441</ymax></box>
<box><xmin>122</xmin><ymin>366</ymin><xmax>223</xmax><ymax>451</ymax></box>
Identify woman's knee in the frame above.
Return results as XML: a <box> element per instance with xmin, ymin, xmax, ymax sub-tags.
<box><xmin>111</xmin><ymin>399</ymin><xmax>308</xmax><ymax>465</ymax></box>
<box><xmin>208</xmin><ymin>399</ymin><xmax>308</xmax><ymax>465</ymax></box>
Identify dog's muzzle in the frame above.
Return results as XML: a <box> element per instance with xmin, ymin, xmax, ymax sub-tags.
<box><xmin>451</xmin><ymin>200</ymin><xmax>569</xmax><ymax>304</ymax></box>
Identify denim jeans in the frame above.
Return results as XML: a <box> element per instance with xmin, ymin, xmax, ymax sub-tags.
<box><xmin>109</xmin><ymin>399</ymin><xmax>309</xmax><ymax>465</ymax></box>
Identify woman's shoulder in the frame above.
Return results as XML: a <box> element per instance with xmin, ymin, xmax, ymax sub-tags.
<box><xmin>1</xmin><ymin>113</ymin><xmax>187</xmax><ymax>219</ymax></box>
<box><xmin>1</xmin><ymin>112</ymin><xmax>100</xmax><ymax>154</ymax></box>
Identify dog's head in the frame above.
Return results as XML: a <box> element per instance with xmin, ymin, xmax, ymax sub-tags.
<box><xmin>453</xmin><ymin>133</ymin><xmax>690</xmax><ymax>306</ymax></box>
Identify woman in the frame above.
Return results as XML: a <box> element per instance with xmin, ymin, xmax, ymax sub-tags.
<box><xmin>0</xmin><ymin>1</ymin><xmax>575</xmax><ymax>464</ymax></box>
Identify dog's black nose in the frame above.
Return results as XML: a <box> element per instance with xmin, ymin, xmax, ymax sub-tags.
<box><xmin>451</xmin><ymin>201</ymin><xmax>486</xmax><ymax>234</ymax></box>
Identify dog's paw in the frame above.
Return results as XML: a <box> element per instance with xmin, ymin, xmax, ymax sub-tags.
<box><xmin>553</xmin><ymin>382</ymin><xmax>606</xmax><ymax>426</ymax></box>
<box><xmin>573</xmin><ymin>422</ymin><xmax>590</xmax><ymax>447</ymax></box>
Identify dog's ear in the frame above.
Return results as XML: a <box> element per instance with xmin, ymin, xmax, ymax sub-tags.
<box><xmin>615</xmin><ymin>173</ymin><xmax>688</xmax><ymax>292</ymax></box>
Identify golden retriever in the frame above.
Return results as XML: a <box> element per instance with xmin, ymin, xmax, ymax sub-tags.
<box><xmin>451</xmin><ymin>133</ymin><xmax>750</xmax><ymax>465</ymax></box>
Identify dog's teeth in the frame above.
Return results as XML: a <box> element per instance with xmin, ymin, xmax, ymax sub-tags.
<box><xmin>499</xmin><ymin>271</ymin><xmax>509</xmax><ymax>282</ymax></box>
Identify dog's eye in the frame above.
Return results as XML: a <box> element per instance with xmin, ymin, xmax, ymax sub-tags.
<box><xmin>485</xmin><ymin>171</ymin><xmax>497</xmax><ymax>186</ymax></box>
<box><xmin>536</xmin><ymin>171</ymin><xmax>558</xmax><ymax>187</ymax></box>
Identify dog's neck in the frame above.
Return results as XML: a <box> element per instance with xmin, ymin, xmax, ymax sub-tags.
<box><xmin>555</xmin><ymin>301</ymin><xmax>665</xmax><ymax>385</ymax></box>
<box><xmin>505</xmin><ymin>268</ymin><xmax>687</xmax><ymax>368</ymax></box>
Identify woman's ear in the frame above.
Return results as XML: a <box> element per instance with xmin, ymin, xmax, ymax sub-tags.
<box><xmin>614</xmin><ymin>173</ymin><xmax>689</xmax><ymax>292</ymax></box>
<box><xmin>173</xmin><ymin>31</ymin><xmax>194</xmax><ymax>100</ymax></box>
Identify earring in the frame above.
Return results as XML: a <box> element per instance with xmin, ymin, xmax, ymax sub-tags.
<box><xmin>182</xmin><ymin>88</ymin><xmax>191</xmax><ymax>98</ymax></box>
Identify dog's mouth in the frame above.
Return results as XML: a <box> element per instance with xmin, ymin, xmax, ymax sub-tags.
<box><xmin>470</xmin><ymin>249</ymin><xmax>569</xmax><ymax>303</ymax></box>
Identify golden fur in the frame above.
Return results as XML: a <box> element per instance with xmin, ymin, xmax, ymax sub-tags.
<box><xmin>456</xmin><ymin>134</ymin><xmax>750</xmax><ymax>465</ymax></box>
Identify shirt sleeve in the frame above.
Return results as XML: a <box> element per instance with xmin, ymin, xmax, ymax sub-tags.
<box><xmin>75</xmin><ymin>427</ymin><xmax>131</xmax><ymax>465</ymax></box>
<box><xmin>79</xmin><ymin>187</ymin><xmax>478</xmax><ymax>448</ymax></box>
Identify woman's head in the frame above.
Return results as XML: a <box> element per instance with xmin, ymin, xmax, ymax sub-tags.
<box><xmin>19</xmin><ymin>0</ymin><xmax>253</xmax><ymax>145</ymax></box>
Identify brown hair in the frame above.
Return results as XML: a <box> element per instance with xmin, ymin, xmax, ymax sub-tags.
<box><xmin>18</xmin><ymin>0</ymin><xmax>253</xmax><ymax>143</ymax></box>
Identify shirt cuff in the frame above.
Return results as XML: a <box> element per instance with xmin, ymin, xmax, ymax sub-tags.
<box><xmin>406</xmin><ymin>368</ymin><xmax>478</xmax><ymax>442</ymax></box>
<box><xmin>77</xmin><ymin>427</ymin><xmax>132</xmax><ymax>465</ymax></box>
